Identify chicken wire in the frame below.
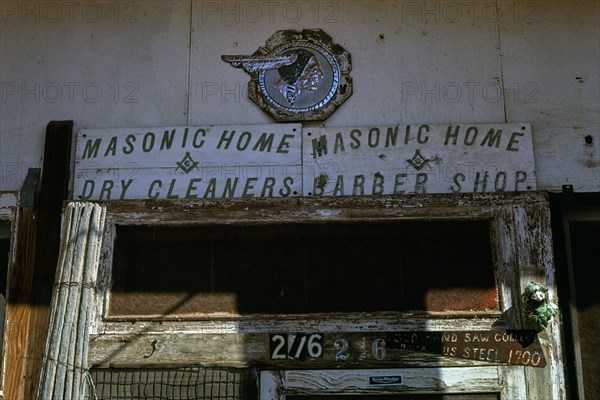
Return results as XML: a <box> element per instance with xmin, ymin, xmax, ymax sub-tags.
<box><xmin>86</xmin><ymin>367</ymin><xmax>256</xmax><ymax>400</ymax></box>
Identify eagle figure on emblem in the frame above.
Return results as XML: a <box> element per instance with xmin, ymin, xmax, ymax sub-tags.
<box><xmin>222</xmin><ymin>49</ymin><xmax>324</xmax><ymax>106</ymax></box>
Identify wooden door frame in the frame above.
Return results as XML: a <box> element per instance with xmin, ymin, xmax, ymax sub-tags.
<box><xmin>0</xmin><ymin>192</ymin><xmax>19</xmax><ymax>399</ymax></box>
<box><xmin>37</xmin><ymin>192</ymin><xmax>565</xmax><ymax>399</ymax></box>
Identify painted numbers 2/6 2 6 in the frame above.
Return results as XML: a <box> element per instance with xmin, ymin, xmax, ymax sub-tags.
<box><xmin>334</xmin><ymin>337</ymin><xmax>387</xmax><ymax>361</ymax></box>
<box><xmin>270</xmin><ymin>333</ymin><xmax>323</xmax><ymax>361</ymax></box>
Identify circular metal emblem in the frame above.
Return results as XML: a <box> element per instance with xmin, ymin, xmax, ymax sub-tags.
<box><xmin>258</xmin><ymin>41</ymin><xmax>340</xmax><ymax>113</ymax></box>
<box><xmin>223</xmin><ymin>29</ymin><xmax>352</xmax><ymax>122</ymax></box>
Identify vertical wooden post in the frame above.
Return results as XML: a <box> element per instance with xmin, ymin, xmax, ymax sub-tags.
<box><xmin>3</xmin><ymin>170</ymin><xmax>40</xmax><ymax>400</ymax></box>
<box><xmin>26</xmin><ymin>120</ymin><xmax>73</xmax><ymax>399</ymax></box>
<box><xmin>3</xmin><ymin>121</ymin><xmax>72</xmax><ymax>400</ymax></box>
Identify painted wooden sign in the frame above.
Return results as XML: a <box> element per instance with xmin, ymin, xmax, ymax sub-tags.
<box><xmin>89</xmin><ymin>329</ymin><xmax>546</xmax><ymax>369</ymax></box>
<box><xmin>74</xmin><ymin>124</ymin><xmax>302</xmax><ymax>200</ymax></box>
<box><xmin>304</xmin><ymin>123</ymin><xmax>536</xmax><ymax>196</ymax></box>
<box><xmin>266</xmin><ymin>330</ymin><xmax>546</xmax><ymax>368</ymax></box>
<box><xmin>73</xmin><ymin>123</ymin><xmax>536</xmax><ymax>199</ymax></box>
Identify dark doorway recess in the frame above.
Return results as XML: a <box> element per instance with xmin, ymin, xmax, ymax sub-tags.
<box><xmin>569</xmin><ymin>221</ymin><xmax>600</xmax><ymax>399</ymax></box>
<box><xmin>550</xmin><ymin>192</ymin><xmax>600</xmax><ymax>400</ymax></box>
<box><xmin>109</xmin><ymin>219</ymin><xmax>496</xmax><ymax>318</ymax></box>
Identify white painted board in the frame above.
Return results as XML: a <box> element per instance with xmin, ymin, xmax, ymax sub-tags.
<box><xmin>0</xmin><ymin>1</ymin><xmax>191</xmax><ymax>192</ymax></box>
<box><xmin>74</xmin><ymin>122</ymin><xmax>536</xmax><ymax>199</ymax></box>
<box><xmin>498</xmin><ymin>1</ymin><xmax>600</xmax><ymax>192</ymax></box>
<box><xmin>303</xmin><ymin>123</ymin><xmax>536</xmax><ymax>196</ymax></box>
<box><xmin>74</xmin><ymin>124</ymin><xmax>302</xmax><ymax>200</ymax></box>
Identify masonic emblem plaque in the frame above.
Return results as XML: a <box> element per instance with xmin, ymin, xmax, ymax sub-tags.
<box><xmin>223</xmin><ymin>29</ymin><xmax>352</xmax><ymax>122</ymax></box>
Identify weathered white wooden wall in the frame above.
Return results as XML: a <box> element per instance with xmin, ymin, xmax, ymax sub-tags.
<box><xmin>1</xmin><ymin>0</ymin><xmax>598</xmax><ymax>192</ymax></box>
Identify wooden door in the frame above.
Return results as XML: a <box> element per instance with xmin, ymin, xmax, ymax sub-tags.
<box><xmin>35</xmin><ymin>193</ymin><xmax>564</xmax><ymax>399</ymax></box>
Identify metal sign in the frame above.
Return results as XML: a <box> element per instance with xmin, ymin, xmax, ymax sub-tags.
<box><xmin>266</xmin><ymin>330</ymin><xmax>546</xmax><ymax>368</ymax></box>
<box><xmin>304</xmin><ymin>123</ymin><xmax>536</xmax><ymax>196</ymax></box>
<box><xmin>384</xmin><ymin>330</ymin><xmax>546</xmax><ymax>367</ymax></box>
<box><xmin>73</xmin><ymin>124</ymin><xmax>302</xmax><ymax>200</ymax></box>
<box><xmin>369</xmin><ymin>376</ymin><xmax>404</xmax><ymax>386</ymax></box>
<box><xmin>223</xmin><ymin>29</ymin><xmax>352</xmax><ymax>122</ymax></box>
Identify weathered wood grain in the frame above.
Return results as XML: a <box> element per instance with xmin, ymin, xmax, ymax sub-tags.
<box><xmin>38</xmin><ymin>192</ymin><xmax>561</xmax><ymax>398</ymax></box>
<box><xmin>3</xmin><ymin>175</ymin><xmax>38</xmax><ymax>400</ymax></box>
<box><xmin>0</xmin><ymin>191</ymin><xmax>18</xmax><ymax>398</ymax></box>
<box><xmin>517</xmin><ymin>203</ymin><xmax>564</xmax><ymax>400</ymax></box>
<box><xmin>24</xmin><ymin>121</ymin><xmax>73</xmax><ymax>400</ymax></box>
<box><xmin>98</xmin><ymin>191</ymin><xmax>550</xmax><ymax>225</ymax></box>
<box><xmin>3</xmin><ymin>206</ymin><xmax>35</xmax><ymax>400</ymax></box>
<box><xmin>88</xmin><ymin>329</ymin><xmax>545</xmax><ymax>370</ymax></box>
<box><xmin>260</xmin><ymin>367</ymin><xmax>507</xmax><ymax>398</ymax></box>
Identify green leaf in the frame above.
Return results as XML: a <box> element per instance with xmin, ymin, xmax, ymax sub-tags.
<box><xmin>527</xmin><ymin>314</ymin><xmax>548</xmax><ymax>332</ymax></box>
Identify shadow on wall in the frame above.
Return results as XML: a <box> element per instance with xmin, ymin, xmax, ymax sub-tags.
<box><xmin>95</xmin><ymin>219</ymin><xmax>500</xmax><ymax>399</ymax></box>
<box><xmin>566</xmin><ymin>221</ymin><xmax>600</xmax><ymax>400</ymax></box>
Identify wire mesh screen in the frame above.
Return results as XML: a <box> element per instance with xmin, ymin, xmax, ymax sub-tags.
<box><xmin>87</xmin><ymin>367</ymin><xmax>257</xmax><ymax>400</ymax></box>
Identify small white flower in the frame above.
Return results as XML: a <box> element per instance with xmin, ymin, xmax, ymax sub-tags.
<box><xmin>531</xmin><ymin>291</ymin><xmax>546</xmax><ymax>302</ymax></box>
